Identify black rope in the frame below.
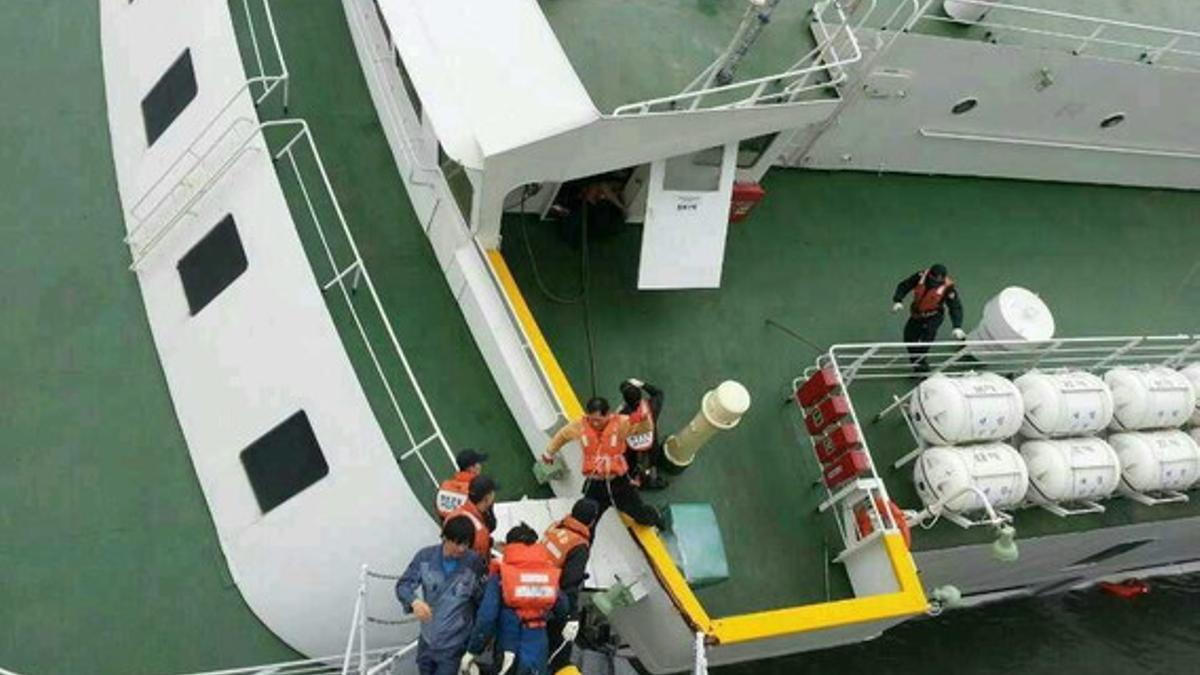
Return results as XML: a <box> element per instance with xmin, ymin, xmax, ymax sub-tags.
<box><xmin>518</xmin><ymin>191</ymin><xmax>598</xmax><ymax>398</ymax></box>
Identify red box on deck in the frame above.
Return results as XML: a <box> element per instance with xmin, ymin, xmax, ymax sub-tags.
<box><xmin>823</xmin><ymin>449</ymin><xmax>872</xmax><ymax>490</ymax></box>
<box><xmin>814</xmin><ymin>423</ymin><xmax>861</xmax><ymax>464</ymax></box>
<box><xmin>796</xmin><ymin>367</ymin><xmax>840</xmax><ymax>408</ymax></box>
<box><xmin>729</xmin><ymin>182</ymin><xmax>766</xmax><ymax>224</ymax></box>
<box><xmin>805</xmin><ymin>395</ymin><xmax>850</xmax><ymax>436</ymax></box>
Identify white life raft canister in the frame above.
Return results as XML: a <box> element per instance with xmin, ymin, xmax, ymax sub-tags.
<box><xmin>1020</xmin><ymin>437</ymin><xmax>1121</xmax><ymax>504</ymax></box>
<box><xmin>1105</xmin><ymin>366</ymin><xmax>1196</xmax><ymax>431</ymax></box>
<box><xmin>1015</xmin><ymin>370</ymin><xmax>1113</xmax><ymax>439</ymax></box>
<box><xmin>910</xmin><ymin>373</ymin><xmax>1023</xmax><ymax>446</ymax></box>
<box><xmin>1110</xmin><ymin>430</ymin><xmax>1200</xmax><ymax>494</ymax></box>
<box><xmin>914</xmin><ymin>443</ymin><xmax>1029</xmax><ymax>514</ymax></box>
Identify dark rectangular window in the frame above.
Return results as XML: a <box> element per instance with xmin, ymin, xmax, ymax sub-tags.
<box><xmin>142</xmin><ymin>49</ymin><xmax>198</xmax><ymax>146</ymax></box>
<box><xmin>177</xmin><ymin>214</ymin><xmax>248</xmax><ymax>316</ymax></box>
<box><xmin>1067</xmin><ymin>539</ymin><xmax>1155</xmax><ymax>568</ymax></box>
<box><xmin>240</xmin><ymin>411</ymin><xmax>330</xmax><ymax>514</ymax></box>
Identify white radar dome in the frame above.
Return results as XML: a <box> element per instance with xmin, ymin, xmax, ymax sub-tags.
<box><xmin>1105</xmin><ymin>366</ymin><xmax>1196</xmax><ymax>431</ymax></box>
<box><xmin>1015</xmin><ymin>370</ymin><xmax>1113</xmax><ymax>439</ymax></box>
<box><xmin>909</xmin><ymin>373</ymin><xmax>1023</xmax><ymax>446</ymax></box>
<box><xmin>1020</xmin><ymin>437</ymin><xmax>1121</xmax><ymax>505</ymax></box>
<box><xmin>914</xmin><ymin>443</ymin><xmax>1029</xmax><ymax>514</ymax></box>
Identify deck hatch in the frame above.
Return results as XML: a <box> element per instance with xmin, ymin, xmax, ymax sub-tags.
<box><xmin>141</xmin><ymin>49</ymin><xmax>197</xmax><ymax>146</ymax></box>
<box><xmin>240</xmin><ymin>411</ymin><xmax>330</xmax><ymax>514</ymax></box>
<box><xmin>176</xmin><ymin>214</ymin><xmax>248</xmax><ymax>316</ymax></box>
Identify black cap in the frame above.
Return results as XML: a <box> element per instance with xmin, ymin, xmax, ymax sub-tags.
<box><xmin>455</xmin><ymin>449</ymin><xmax>489</xmax><ymax>471</ymax></box>
<box><xmin>468</xmin><ymin>474</ymin><xmax>497</xmax><ymax>503</ymax></box>
<box><xmin>929</xmin><ymin>263</ymin><xmax>948</xmax><ymax>278</ymax></box>
<box><xmin>571</xmin><ymin>498</ymin><xmax>600</xmax><ymax>526</ymax></box>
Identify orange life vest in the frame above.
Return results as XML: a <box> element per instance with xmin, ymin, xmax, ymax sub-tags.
<box><xmin>445</xmin><ymin>501</ymin><xmax>492</xmax><ymax>558</ymax></box>
<box><xmin>580</xmin><ymin>415</ymin><xmax>628</xmax><ymax>479</ymax></box>
<box><xmin>435</xmin><ymin>470</ymin><xmax>473</xmax><ymax>519</ymax></box>
<box><xmin>499</xmin><ymin>543</ymin><xmax>561</xmax><ymax>627</ymax></box>
<box><xmin>625</xmin><ymin>400</ymin><xmax>655</xmax><ymax>453</ymax></box>
<box><xmin>543</xmin><ymin>516</ymin><xmax>591</xmax><ymax>568</ymax></box>
<box><xmin>911</xmin><ymin>268</ymin><xmax>955</xmax><ymax>318</ymax></box>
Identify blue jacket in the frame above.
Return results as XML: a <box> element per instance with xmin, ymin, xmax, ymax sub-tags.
<box><xmin>395</xmin><ymin>545</ymin><xmax>485</xmax><ymax>656</ymax></box>
<box><xmin>467</xmin><ymin>574</ymin><xmax>568</xmax><ymax>675</ymax></box>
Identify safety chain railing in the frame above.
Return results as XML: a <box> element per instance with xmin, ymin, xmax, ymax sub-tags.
<box><xmin>269</xmin><ymin>120</ymin><xmax>456</xmax><ymax>488</ymax></box>
<box><xmin>612</xmin><ymin>0</ymin><xmax>864</xmax><ymax>115</ymax></box>
<box><xmin>340</xmin><ymin>566</ymin><xmax>422</xmax><ymax>675</ymax></box>
<box><xmin>126</xmin><ymin>0</ymin><xmax>289</xmax><ymax>270</ymax></box>
<box><xmin>881</xmin><ymin>0</ymin><xmax>1200</xmax><ymax>72</ymax></box>
<box><xmin>174</xmin><ymin>644</ymin><xmax>410</xmax><ymax>675</ymax></box>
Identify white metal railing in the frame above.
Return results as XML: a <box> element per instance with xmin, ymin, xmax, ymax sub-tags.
<box><xmin>341</xmin><ymin>566</ymin><xmax>421</xmax><ymax>675</ymax></box>
<box><xmin>612</xmin><ymin>0</ymin><xmax>864</xmax><ymax>115</ymax></box>
<box><xmin>797</xmin><ymin>360</ymin><xmax>906</xmax><ymax>560</ymax></box>
<box><xmin>355</xmin><ymin>0</ymin><xmax>442</xmax><ymax>192</ymax></box>
<box><xmin>174</xmin><ymin>645</ymin><xmax>411</xmax><ymax>675</ymax></box>
<box><xmin>126</xmin><ymin>0</ymin><xmax>289</xmax><ymax>269</ymax></box>
<box><xmin>824</xmin><ymin>334</ymin><xmax>1200</xmax><ymax>524</ymax></box>
<box><xmin>269</xmin><ymin>120</ymin><xmax>456</xmax><ymax>488</ymax></box>
<box><xmin>240</xmin><ymin>0</ymin><xmax>291</xmax><ymax>109</ymax></box>
<box><xmin>828</xmin><ymin>334</ymin><xmax>1200</xmax><ymax>388</ymax></box>
<box><xmin>692</xmin><ymin>632</ymin><xmax>709</xmax><ymax>675</ymax></box>
<box><xmin>906</xmin><ymin>0</ymin><xmax>1200</xmax><ymax>72</ymax></box>
<box><xmin>351</xmin><ymin>0</ymin><xmax>570</xmax><ymax>429</ymax></box>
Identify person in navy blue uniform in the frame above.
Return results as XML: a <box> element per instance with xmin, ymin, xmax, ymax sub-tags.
<box><xmin>395</xmin><ymin>516</ymin><xmax>487</xmax><ymax>675</ymax></box>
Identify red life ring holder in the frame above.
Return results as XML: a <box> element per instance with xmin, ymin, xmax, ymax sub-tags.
<box><xmin>855</xmin><ymin>498</ymin><xmax>911</xmax><ymax>549</ymax></box>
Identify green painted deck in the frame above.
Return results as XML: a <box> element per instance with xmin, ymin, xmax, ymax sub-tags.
<box><xmin>500</xmin><ymin>170</ymin><xmax>1200</xmax><ymax>616</ymax></box>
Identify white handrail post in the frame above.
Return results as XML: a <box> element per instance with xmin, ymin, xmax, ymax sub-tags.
<box><xmin>693</xmin><ymin>632</ymin><xmax>709</xmax><ymax>675</ymax></box>
<box><xmin>359</xmin><ymin>566</ymin><xmax>369</xmax><ymax>675</ymax></box>
<box><xmin>342</xmin><ymin>565</ymin><xmax>367</xmax><ymax>675</ymax></box>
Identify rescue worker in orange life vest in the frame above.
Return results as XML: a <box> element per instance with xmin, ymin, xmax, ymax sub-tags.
<box><xmin>459</xmin><ymin>523</ymin><xmax>568</xmax><ymax>675</ymax></box>
<box><xmin>435</xmin><ymin>448</ymin><xmax>489</xmax><ymax>519</ymax></box>
<box><xmin>541</xmin><ymin>396</ymin><xmax>664</xmax><ymax>529</ymax></box>
<box><xmin>444</xmin><ymin>475</ymin><xmax>498</xmax><ymax>559</ymax></box>
<box><xmin>618</xmin><ymin>379</ymin><xmax>668</xmax><ymax>490</ymax></box>
<box><xmin>543</xmin><ymin>499</ymin><xmax>600</xmax><ymax>674</ymax></box>
<box><xmin>891</xmin><ymin>263</ymin><xmax>966</xmax><ymax>372</ymax></box>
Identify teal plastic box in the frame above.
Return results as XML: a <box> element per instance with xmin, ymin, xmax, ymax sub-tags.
<box><xmin>661</xmin><ymin>503</ymin><xmax>729</xmax><ymax>588</ymax></box>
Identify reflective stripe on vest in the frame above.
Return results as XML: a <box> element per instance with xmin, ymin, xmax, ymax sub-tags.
<box><xmin>580</xmin><ymin>416</ymin><xmax>628</xmax><ymax>479</ymax></box>
<box><xmin>544</xmin><ymin>517</ymin><xmax>590</xmax><ymax>568</ymax></box>
<box><xmin>626</xmin><ymin>400</ymin><xmax>654</xmax><ymax>452</ymax></box>
<box><xmin>435</xmin><ymin>471</ymin><xmax>472</xmax><ymax>518</ymax></box>
<box><xmin>911</xmin><ymin>269</ymin><xmax>955</xmax><ymax>317</ymax></box>
<box><xmin>499</xmin><ymin>543</ymin><xmax>561</xmax><ymax>627</ymax></box>
<box><xmin>446</xmin><ymin>503</ymin><xmax>490</xmax><ymax>557</ymax></box>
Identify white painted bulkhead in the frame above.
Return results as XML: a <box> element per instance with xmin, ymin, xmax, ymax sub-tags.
<box><xmin>99</xmin><ymin>0</ymin><xmax>439</xmax><ymax>657</ymax></box>
<box><xmin>790</xmin><ymin>26</ymin><xmax>1200</xmax><ymax>190</ymax></box>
